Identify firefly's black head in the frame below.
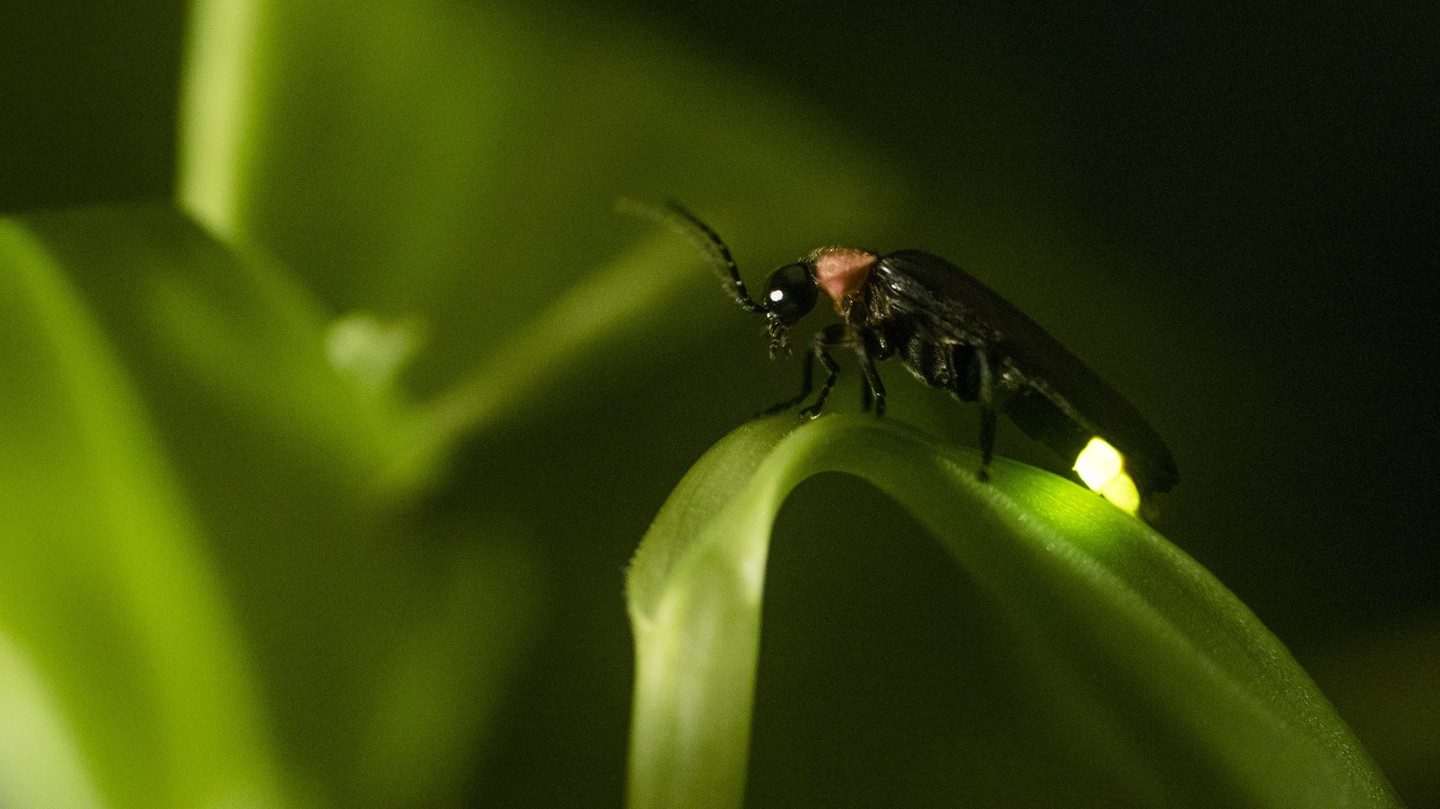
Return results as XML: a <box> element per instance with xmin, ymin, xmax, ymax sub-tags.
<box><xmin>761</xmin><ymin>261</ymin><xmax>818</xmax><ymax>356</ymax></box>
<box><xmin>762</xmin><ymin>246</ymin><xmax>879</xmax><ymax>356</ymax></box>
<box><xmin>621</xmin><ymin>200</ymin><xmax>867</xmax><ymax>357</ymax></box>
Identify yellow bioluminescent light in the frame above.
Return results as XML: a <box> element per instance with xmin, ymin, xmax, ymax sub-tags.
<box><xmin>1073</xmin><ymin>437</ymin><xmax>1141</xmax><ymax>515</ymax></box>
<box><xmin>1074</xmin><ymin>437</ymin><xmax>1123</xmax><ymax>491</ymax></box>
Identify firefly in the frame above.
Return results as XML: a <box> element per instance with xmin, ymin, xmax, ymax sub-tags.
<box><xmin>640</xmin><ymin>201</ymin><xmax>1178</xmax><ymax>515</ymax></box>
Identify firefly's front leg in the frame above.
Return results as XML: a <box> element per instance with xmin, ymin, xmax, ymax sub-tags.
<box><xmin>758</xmin><ymin>323</ymin><xmax>848</xmax><ymax>419</ymax></box>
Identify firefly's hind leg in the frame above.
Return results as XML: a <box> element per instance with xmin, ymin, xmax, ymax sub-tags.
<box><xmin>952</xmin><ymin>345</ymin><xmax>995</xmax><ymax>480</ymax></box>
<box><xmin>975</xmin><ymin>349</ymin><xmax>995</xmax><ymax>481</ymax></box>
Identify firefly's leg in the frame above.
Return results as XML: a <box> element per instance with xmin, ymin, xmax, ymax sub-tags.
<box><xmin>855</xmin><ymin>331</ymin><xmax>887</xmax><ymax>417</ymax></box>
<box><xmin>976</xmin><ymin>349</ymin><xmax>995</xmax><ymax>481</ymax></box>
<box><xmin>798</xmin><ymin>325</ymin><xmax>847</xmax><ymax>419</ymax></box>
<box><xmin>759</xmin><ymin>324</ymin><xmax>846</xmax><ymax>418</ymax></box>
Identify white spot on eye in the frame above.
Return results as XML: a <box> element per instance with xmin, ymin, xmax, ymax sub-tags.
<box><xmin>768</xmin><ymin>289</ymin><xmax>785</xmax><ymax>302</ymax></box>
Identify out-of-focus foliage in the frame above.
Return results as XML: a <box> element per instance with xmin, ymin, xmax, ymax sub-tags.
<box><xmin>1</xmin><ymin>211</ymin><xmax>285</xmax><ymax>809</ymax></box>
<box><xmin>2</xmin><ymin>1</ymin><xmax>905</xmax><ymax>806</ymax></box>
<box><xmin>1</xmin><ymin>0</ymin><xmax>1434</xmax><ymax>806</ymax></box>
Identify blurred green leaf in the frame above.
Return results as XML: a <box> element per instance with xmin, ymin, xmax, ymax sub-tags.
<box><xmin>626</xmin><ymin>415</ymin><xmax>1401</xmax><ymax>809</ymax></box>
<box><xmin>0</xmin><ymin>205</ymin><xmax>543</xmax><ymax>808</ymax></box>
<box><xmin>6</xmin><ymin>0</ymin><xmax>917</xmax><ymax>803</ymax></box>
<box><xmin>0</xmin><ymin>213</ymin><xmax>285</xmax><ymax>809</ymax></box>
<box><xmin>175</xmin><ymin>0</ymin><xmax>909</xmax><ymax>397</ymax></box>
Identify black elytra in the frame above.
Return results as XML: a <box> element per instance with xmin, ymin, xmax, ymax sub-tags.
<box><xmin>634</xmin><ymin>200</ymin><xmax>1178</xmax><ymax>505</ymax></box>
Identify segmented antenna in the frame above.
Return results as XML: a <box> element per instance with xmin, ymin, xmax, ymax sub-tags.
<box><xmin>617</xmin><ymin>198</ymin><xmax>767</xmax><ymax>313</ymax></box>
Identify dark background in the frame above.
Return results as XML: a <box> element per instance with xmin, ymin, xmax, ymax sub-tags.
<box><xmin>4</xmin><ymin>0</ymin><xmax>1436</xmax><ymax>805</ymax></box>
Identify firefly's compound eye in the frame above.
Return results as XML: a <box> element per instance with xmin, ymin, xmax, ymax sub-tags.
<box><xmin>763</xmin><ymin>262</ymin><xmax>818</xmax><ymax>324</ymax></box>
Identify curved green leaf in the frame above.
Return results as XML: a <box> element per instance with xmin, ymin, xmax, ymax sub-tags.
<box><xmin>626</xmin><ymin>415</ymin><xmax>1399</xmax><ymax>809</ymax></box>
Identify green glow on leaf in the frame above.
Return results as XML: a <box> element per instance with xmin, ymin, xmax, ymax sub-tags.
<box><xmin>1099</xmin><ymin>469</ymin><xmax>1142</xmax><ymax>514</ymax></box>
